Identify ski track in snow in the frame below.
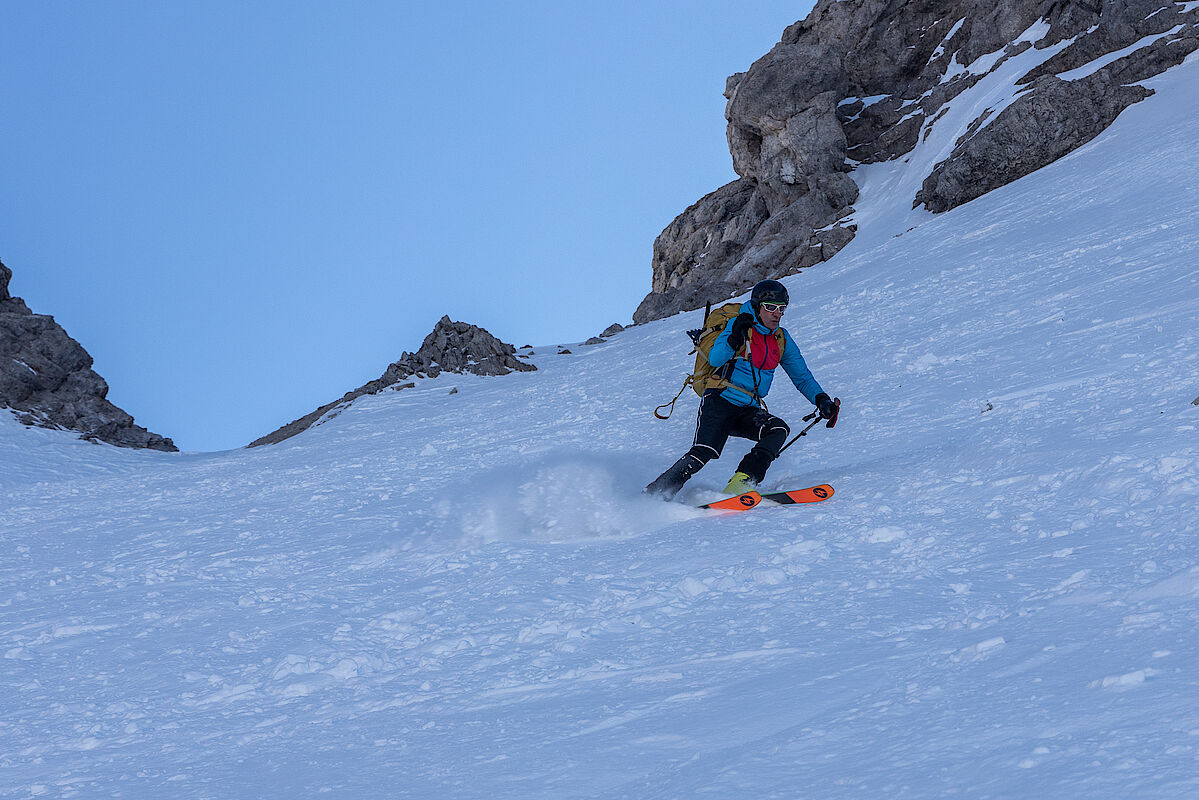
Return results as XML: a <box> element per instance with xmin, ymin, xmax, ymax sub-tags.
<box><xmin>3</xmin><ymin>45</ymin><xmax>1199</xmax><ymax>800</ymax></box>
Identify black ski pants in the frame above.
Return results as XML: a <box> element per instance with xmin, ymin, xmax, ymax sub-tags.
<box><xmin>684</xmin><ymin>390</ymin><xmax>790</xmax><ymax>483</ymax></box>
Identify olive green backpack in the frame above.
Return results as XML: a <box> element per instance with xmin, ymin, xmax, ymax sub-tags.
<box><xmin>653</xmin><ymin>302</ymin><xmax>784</xmax><ymax>419</ymax></box>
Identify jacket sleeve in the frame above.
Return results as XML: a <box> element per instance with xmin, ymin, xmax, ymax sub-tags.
<box><xmin>707</xmin><ymin>319</ymin><xmax>738</xmax><ymax>368</ymax></box>
<box><xmin>779</xmin><ymin>329</ymin><xmax>824</xmax><ymax>404</ymax></box>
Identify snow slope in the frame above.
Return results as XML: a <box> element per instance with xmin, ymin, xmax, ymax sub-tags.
<box><xmin>3</xmin><ymin>51</ymin><xmax>1199</xmax><ymax>800</ymax></box>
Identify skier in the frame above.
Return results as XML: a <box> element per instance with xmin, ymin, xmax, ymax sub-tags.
<box><xmin>645</xmin><ymin>279</ymin><xmax>839</xmax><ymax>500</ymax></box>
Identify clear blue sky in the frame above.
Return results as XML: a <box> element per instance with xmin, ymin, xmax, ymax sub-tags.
<box><xmin>1</xmin><ymin>1</ymin><xmax>815</xmax><ymax>451</ymax></box>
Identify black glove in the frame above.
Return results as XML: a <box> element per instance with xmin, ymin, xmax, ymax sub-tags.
<box><xmin>814</xmin><ymin>393</ymin><xmax>838</xmax><ymax>419</ymax></box>
<box><xmin>726</xmin><ymin>313</ymin><xmax>756</xmax><ymax>352</ymax></box>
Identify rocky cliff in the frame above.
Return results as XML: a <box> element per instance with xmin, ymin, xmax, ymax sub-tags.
<box><xmin>248</xmin><ymin>316</ymin><xmax>536</xmax><ymax>447</ymax></box>
<box><xmin>0</xmin><ymin>259</ymin><xmax>176</xmax><ymax>451</ymax></box>
<box><xmin>634</xmin><ymin>0</ymin><xmax>1199</xmax><ymax>323</ymax></box>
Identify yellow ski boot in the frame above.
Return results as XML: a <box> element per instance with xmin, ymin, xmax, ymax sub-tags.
<box><xmin>722</xmin><ymin>471</ymin><xmax>756</xmax><ymax>495</ymax></box>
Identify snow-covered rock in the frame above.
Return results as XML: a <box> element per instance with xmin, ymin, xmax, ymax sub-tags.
<box><xmin>248</xmin><ymin>316</ymin><xmax>535</xmax><ymax>447</ymax></box>
<box><xmin>0</xmin><ymin>259</ymin><xmax>176</xmax><ymax>451</ymax></box>
<box><xmin>637</xmin><ymin>0</ymin><xmax>1199</xmax><ymax>322</ymax></box>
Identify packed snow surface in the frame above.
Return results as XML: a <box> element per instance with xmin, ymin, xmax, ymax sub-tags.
<box><xmin>3</xmin><ymin>48</ymin><xmax>1199</xmax><ymax>800</ymax></box>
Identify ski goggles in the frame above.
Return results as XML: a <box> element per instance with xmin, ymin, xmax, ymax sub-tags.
<box><xmin>759</xmin><ymin>302</ymin><xmax>787</xmax><ymax>313</ymax></box>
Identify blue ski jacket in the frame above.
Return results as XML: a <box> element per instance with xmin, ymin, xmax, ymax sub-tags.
<box><xmin>708</xmin><ymin>300</ymin><xmax>824</xmax><ymax>409</ymax></box>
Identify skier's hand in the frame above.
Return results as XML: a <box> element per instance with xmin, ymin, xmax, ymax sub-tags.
<box><xmin>727</xmin><ymin>313</ymin><xmax>756</xmax><ymax>352</ymax></box>
<box><xmin>814</xmin><ymin>393</ymin><xmax>838</xmax><ymax>419</ymax></box>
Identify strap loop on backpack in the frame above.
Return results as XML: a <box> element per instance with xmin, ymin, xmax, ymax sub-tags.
<box><xmin>654</xmin><ymin>377</ymin><xmax>693</xmax><ymax>420</ymax></box>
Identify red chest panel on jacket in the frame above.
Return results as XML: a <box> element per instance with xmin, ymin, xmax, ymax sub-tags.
<box><xmin>750</xmin><ymin>329</ymin><xmax>781</xmax><ymax>370</ymax></box>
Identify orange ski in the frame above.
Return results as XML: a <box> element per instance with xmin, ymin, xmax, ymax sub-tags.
<box><xmin>699</xmin><ymin>484</ymin><xmax>834</xmax><ymax>512</ymax></box>
<box><xmin>699</xmin><ymin>491</ymin><xmax>763</xmax><ymax>511</ymax></box>
<box><xmin>761</xmin><ymin>484</ymin><xmax>834</xmax><ymax>505</ymax></box>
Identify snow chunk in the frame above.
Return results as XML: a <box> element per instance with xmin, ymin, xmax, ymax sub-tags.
<box><xmin>955</xmin><ymin>637</ymin><xmax>1006</xmax><ymax>662</ymax></box>
<box><xmin>1092</xmin><ymin>669</ymin><xmax>1158</xmax><ymax>689</ymax></box>
<box><xmin>1055</xmin><ymin>570</ymin><xmax>1091</xmax><ymax>590</ymax></box>
<box><xmin>1157</xmin><ymin>456</ymin><xmax>1191</xmax><ymax>476</ymax></box>
<box><xmin>1131</xmin><ymin>567</ymin><xmax>1199</xmax><ymax>600</ymax></box>
<box><xmin>866</xmin><ymin>526</ymin><xmax>906</xmax><ymax>543</ymax></box>
<box><xmin>907</xmin><ymin>352</ymin><xmax>948</xmax><ymax>373</ymax></box>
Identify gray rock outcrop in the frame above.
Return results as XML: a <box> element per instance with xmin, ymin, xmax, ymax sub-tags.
<box><xmin>0</xmin><ymin>259</ymin><xmax>176</xmax><ymax>451</ymax></box>
<box><xmin>248</xmin><ymin>316</ymin><xmax>536</xmax><ymax>447</ymax></box>
<box><xmin>918</xmin><ymin>2</ymin><xmax>1197</xmax><ymax>211</ymax></box>
<box><xmin>600</xmin><ymin>323</ymin><xmax>625</xmax><ymax>337</ymax></box>
<box><xmin>635</xmin><ymin>0</ymin><xmax>1199</xmax><ymax>323</ymax></box>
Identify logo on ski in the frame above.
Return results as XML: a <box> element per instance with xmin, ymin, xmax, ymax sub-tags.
<box><xmin>699</xmin><ymin>491</ymin><xmax>763</xmax><ymax>511</ymax></box>
<box><xmin>813</xmin><ymin>486</ymin><xmax>829</xmax><ymax>499</ymax></box>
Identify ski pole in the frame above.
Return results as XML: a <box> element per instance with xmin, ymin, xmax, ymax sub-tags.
<box><xmin>778</xmin><ymin>413</ymin><xmax>822</xmax><ymax>455</ymax></box>
<box><xmin>778</xmin><ymin>397</ymin><xmax>839</xmax><ymax>455</ymax></box>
